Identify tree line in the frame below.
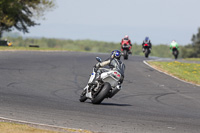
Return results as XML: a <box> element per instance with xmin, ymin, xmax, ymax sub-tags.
<box><xmin>181</xmin><ymin>28</ymin><xmax>200</xmax><ymax>58</ymax></box>
<box><xmin>3</xmin><ymin>36</ymin><xmax>180</xmax><ymax>58</ymax></box>
<box><xmin>5</xmin><ymin>30</ymin><xmax>200</xmax><ymax>58</ymax></box>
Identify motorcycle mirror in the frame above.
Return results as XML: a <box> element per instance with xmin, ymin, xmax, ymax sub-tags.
<box><xmin>96</xmin><ymin>57</ymin><xmax>102</xmax><ymax>62</ymax></box>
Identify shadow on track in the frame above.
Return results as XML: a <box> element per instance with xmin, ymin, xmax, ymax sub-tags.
<box><xmin>82</xmin><ymin>101</ymin><xmax>132</xmax><ymax>106</ymax></box>
<box><xmin>100</xmin><ymin>102</ymin><xmax>132</xmax><ymax>106</ymax></box>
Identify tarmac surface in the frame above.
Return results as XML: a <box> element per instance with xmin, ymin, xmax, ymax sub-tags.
<box><xmin>0</xmin><ymin>51</ymin><xmax>200</xmax><ymax>133</ymax></box>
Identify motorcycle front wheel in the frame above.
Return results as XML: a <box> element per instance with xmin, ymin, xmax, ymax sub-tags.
<box><xmin>79</xmin><ymin>89</ymin><xmax>87</xmax><ymax>102</ymax></box>
<box><xmin>173</xmin><ymin>51</ymin><xmax>178</xmax><ymax>60</ymax></box>
<box><xmin>145</xmin><ymin>49</ymin><xmax>149</xmax><ymax>58</ymax></box>
<box><xmin>124</xmin><ymin>50</ymin><xmax>128</xmax><ymax>60</ymax></box>
<box><xmin>92</xmin><ymin>82</ymin><xmax>111</xmax><ymax>104</ymax></box>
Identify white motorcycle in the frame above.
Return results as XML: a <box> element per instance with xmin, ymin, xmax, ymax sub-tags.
<box><xmin>79</xmin><ymin>57</ymin><xmax>125</xmax><ymax>104</ymax></box>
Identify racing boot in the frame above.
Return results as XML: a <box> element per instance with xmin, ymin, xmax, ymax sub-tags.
<box><xmin>86</xmin><ymin>91</ymin><xmax>92</xmax><ymax>99</ymax></box>
<box><xmin>84</xmin><ymin>85</ymin><xmax>92</xmax><ymax>99</ymax></box>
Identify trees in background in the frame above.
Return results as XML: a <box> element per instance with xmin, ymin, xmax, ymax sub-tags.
<box><xmin>191</xmin><ymin>28</ymin><xmax>200</xmax><ymax>57</ymax></box>
<box><xmin>182</xmin><ymin>28</ymin><xmax>200</xmax><ymax>58</ymax></box>
<box><xmin>0</xmin><ymin>0</ymin><xmax>55</xmax><ymax>38</ymax></box>
<box><xmin>3</xmin><ymin>36</ymin><xmax>174</xmax><ymax>58</ymax></box>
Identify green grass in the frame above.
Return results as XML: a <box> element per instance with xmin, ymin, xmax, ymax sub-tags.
<box><xmin>148</xmin><ymin>61</ymin><xmax>200</xmax><ymax>85</ymax></box>
<box><xmin>184</xmin><ymin>58</ymin><xmax>200</xmax><ymax>61</ymax></box>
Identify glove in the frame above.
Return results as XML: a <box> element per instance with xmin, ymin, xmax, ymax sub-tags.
<box><xmin>95</xmin><ymin>63</ymin><xmax>101</xmax><ymax>68</ymax></box>
<box><xmin>94</xmin><ymin>63</ymin><xmax>100</xmax><ymax>72</ymax></box>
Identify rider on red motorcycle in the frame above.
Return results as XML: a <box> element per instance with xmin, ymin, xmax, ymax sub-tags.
<box><xmin>120</xmin><ymin>35</ymin><xmax>132</xmax><ymax>53</ymax></box>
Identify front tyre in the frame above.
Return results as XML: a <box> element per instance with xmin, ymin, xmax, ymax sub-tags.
<box><xmin>145</xmin><ymin>49</ymin><xmax>149</xmax><ymax>58</ymax></box>
<box><xmin>173</xmin><ymin>50</ymin><xmax>179</xmax><ymax>60</ymax></box>
<box><xmin>92</xmin><ymin>82</ymin><xmax>111</xmax><ymax>104</ymax></box>
<box><xmin>124</xmin><ymin>50</ymin><xmax>128</xmax><ymax>60</ymax></box>
<box><xmin>79</xmin><ymin>90</ymin><xmax>87</xmax><ymax>102</ymax></box>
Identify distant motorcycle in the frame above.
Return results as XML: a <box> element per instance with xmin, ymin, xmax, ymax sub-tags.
<box><xmin>172</xmin><ymin>47</ymin><xmax>179</xmax><ymax>59</ymax></box>
<box><xmin>121</xmin><ymin>41</ymin><xmax>131</xmax><ymax>60</ymax></box>
<box><xmin>79</xmin><ymin>57</ymin><xmax>125</xmax><ymax>104</ymax></box>
<box><xmin>143</xmin><ymin>43</ymin><xmax>151</xmax><ymax>58</ymax></box>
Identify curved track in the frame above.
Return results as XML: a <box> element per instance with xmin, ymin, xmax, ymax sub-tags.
<box><xmin>0</xmin><ymin>51</ymin><xmax>200</xmax><ymax>133</ymax></box>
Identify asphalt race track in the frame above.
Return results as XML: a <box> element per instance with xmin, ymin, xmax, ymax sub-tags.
<box><xmin>0</xmin><ymin>51</ymin><xmax>200</xmax><ymax>133</ymax></box>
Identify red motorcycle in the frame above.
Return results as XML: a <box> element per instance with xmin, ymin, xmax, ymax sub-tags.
<box><xmin>121</xmin><ymin>40</ymin><xmax>131</xmax><ymax>60</ymax></box>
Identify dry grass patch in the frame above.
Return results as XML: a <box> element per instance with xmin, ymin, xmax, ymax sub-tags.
<box><xmin>0</xmin><ymin>122</ymin><xmax>94</xmax><ymax>133</ymax></box>
<box><xmin>0</xmin><ymin>122</ymin><xmax>62</xmax><ymax>133</ymax></box>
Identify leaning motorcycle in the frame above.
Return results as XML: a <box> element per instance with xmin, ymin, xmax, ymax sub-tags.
<box><xmin>143</xmin><ymin>43</ymin><xmax>151</xmax><ymax>58</ymax></box>
<box><xmin>121</xmin><ymin>42</ymin><xmax>131</xmax><ymax>60</ymax></box>
<box><xmin>172</xmin><ymin>47</ymin><xmax>179</xmax><ymax>59</ymax></box>
<box><xmin>79</xmin><ymin>57</ymin><xmax>125</xmax><ymax>104</ymax></box>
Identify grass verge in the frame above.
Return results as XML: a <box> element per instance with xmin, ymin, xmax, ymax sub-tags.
<box><xmin>0</xmin><ymin>122</ymin><xmax>62</xmax><ymax>133</ymax></box>
<box><xmin>184</xmin><ymin>58</ymin><xmax>200</xmax><ymax>61</ymax></box>
<box><xmin>148</xmin><ymin>61</ymin><xmax>200</xmax><ymax>85</ymax></box>
<box><xmin>0</xmin><ymin>122</ymin><xmax>94</xmax><ymax>133</ymax></box>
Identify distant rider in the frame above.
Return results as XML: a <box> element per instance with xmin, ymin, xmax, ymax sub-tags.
<box><xmin>84</xmin><ymin>50</ymin><xmax>125</xmax><ymax>98</ymax></box>
<box><xmin>121</xmin><ymin>35</ymin><xmax>132</xmax><ymax>54</ymax></box>
<box><xmin>170</xmin><ymin>40</ymin><xmax>179</xmax><ymax>51</ymax></box>
<box><xmin>142</xmin><ymin>37</ymin><xmax>152</xmax><ymax>52</ymax></box>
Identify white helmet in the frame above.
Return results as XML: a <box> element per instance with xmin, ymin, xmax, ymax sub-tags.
<box><xmin>172</xmin><ymin>40</ymin><xmax>176</xmax><ymax>43</ymax></box>
<box><xmin>124</xmin><ymin>35</ymin><xmax>129</xmax><ymax>39</ymax></box>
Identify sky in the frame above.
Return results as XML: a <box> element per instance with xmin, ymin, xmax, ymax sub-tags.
<box><xmin>22</xmin><ymin>0</ymin><xmax>200</xmax><ymax>45</ymax></box>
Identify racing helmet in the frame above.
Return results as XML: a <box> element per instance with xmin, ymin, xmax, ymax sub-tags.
<box><xmin>145</xmin><ymin>37</ymin><xmax>149</xmax><ymax>42</ymax></box>
<box><xmin>124</xmin><ymin>35</ymin><xmax>129</xmax><ymax>39</ymax></box>
<box><xmin>172</xmin><ymin>40</ymin><xmax>176</xmax><ymax>43</ymax></box>
<box><xmin>111</xmin><ymin>50</ymin><xmax>121</xmax><ymax>60</ymax></box>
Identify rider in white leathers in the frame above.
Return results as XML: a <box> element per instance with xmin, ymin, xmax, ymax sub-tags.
<box><xmin>84</xmin><ymin>50</ymin><xmax>125</xmax><ymax>98</ymax></box>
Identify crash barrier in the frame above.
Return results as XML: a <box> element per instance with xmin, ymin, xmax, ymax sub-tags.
<box><xmin>29</xmin><ymin>45</ymin><xmax>39</xmax><ymax>48</ymax></box>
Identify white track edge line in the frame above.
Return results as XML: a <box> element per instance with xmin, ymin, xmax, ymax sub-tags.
<box><xmin>143</xmin><ymin>60</ymin><xmax>200</xmax><ymax>87</ymax></box>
